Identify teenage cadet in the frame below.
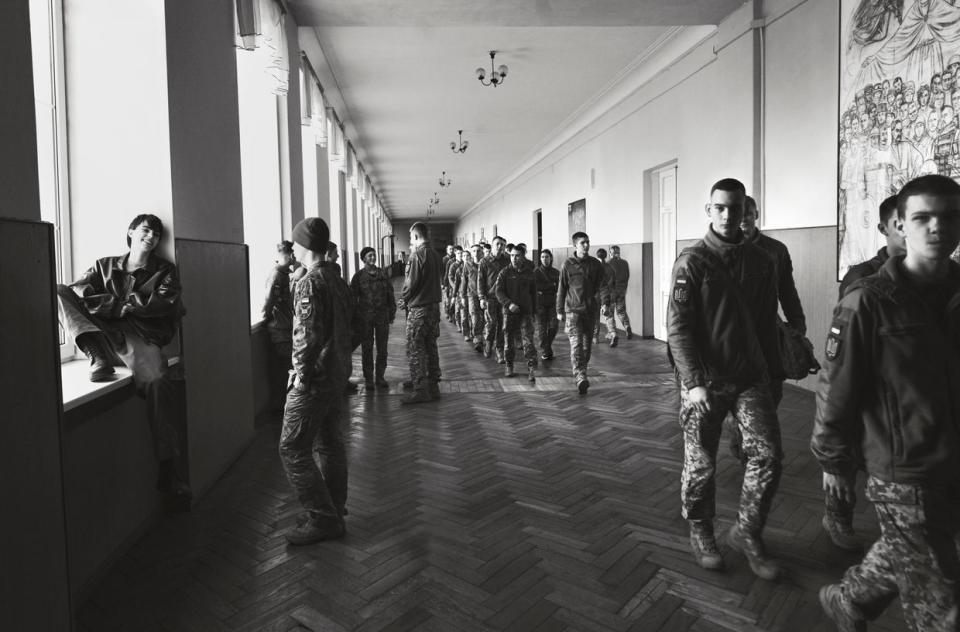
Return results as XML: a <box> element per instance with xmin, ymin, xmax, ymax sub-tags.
<box><xmin>400</xmin><ymin>222</ymin><xmax>443</xmax><ymax>404</ymax></box>
<box><xmin>838</xmin><ymin>194</ymin><xmax>906</xmax><ymax>297</ymax></box>
<box><xmin>447</xmin><ymin>246</ymin><xmax>464</xmax><ymax>333</ymax></box>
<box><xmin>461</xmin><ymin>244</ymin><xmax>485</xmax><ymax>352</ymax></box>
<box><xmin>56</xmin><ymin>214</ymin><xmax>191</xmax><ymax>506</ymax></box>
<box><xmin>495</xmin><ymin>243</ymin><xmax>538</xmax><ymax>382</ymax></box>
<box><xmin>594</xmin><ymin>248</ymin><xmax>619</xmax><ymax>347</ymax></box>
<box><xmin>454</xmin><ymin>249</ymin><xmax>472</xmax><ymax>342</ymax></box>
<box><xmin>478</xmin><ymin>236</ymin><xmax>510</xmax><ymax>363</ymax></box>
<box><xmin>280</xmin><ymin>218</ymin><xmax>353</xmax><ymax>545</ymax></box>
<box><xmin>607</xmin><ymin>246</ymin><xmax>633</xmax><ymax>339</ymax></box>
<box><xmin>350</xmin><ymin>246</ymin><xmax>396</xmax><ymax>389</ymax></box>
<box><xmin>556</xmin><ymin>231</ymin><xmax>606</xmax><ymax>394</ymax></box>
<box><xmin>667</xmin><ymin>178</ymin><xmax>783</xmax><ymax>580</ymax></box>
<box><xmin>814</xmin><ymin>174</ymin><xmax>960</xmax><ymax>632</ymax></box>
<box><xmin>326</xmin><ymin>242</ymin><xmax>342</xmax><ymax>277</ymax></box>
<box><xmin>533</xmin><ymin>249</ymin><xmax>560</xmax><ymax>360</ymax></box>
<box><xmin>442</xmin><ymin>244</ymin><xmax>457</xmax><ymax>323</ymax></box>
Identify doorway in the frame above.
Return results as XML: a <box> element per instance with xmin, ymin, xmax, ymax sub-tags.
<box><xmin>533</xmin><ymin>209</ymin><xmax>542</xmax><ymax>260</ymax></box>
<box><xmin>650</xmin><ymin>163</ymin><xmax>677</xmax><ymax>341</ymax></box>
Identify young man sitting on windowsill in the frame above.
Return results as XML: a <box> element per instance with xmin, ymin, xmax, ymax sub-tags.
<box><xmin>56</xmin><ymin>214</ymin><xmax>191</xmax><ymax>506</ymax></box>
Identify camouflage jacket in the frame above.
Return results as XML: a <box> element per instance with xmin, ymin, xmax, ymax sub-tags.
<box><xmin>495</xmin><ymin>264</ymin><xmax>537</xmax><ymax>316</ymax></box>
<box><xmin>556</xmin><ymin>254</ymin><xmax>606</xmax><ymax>316</ymax></box>
<box><xmin>291</xmin><ymin>261</ymin><xmax>354</xmax><ymax>392</ymax></box>
<box><xmin>533</xmin><ymin>265</ymin><xmax>559</xmax><ymax>306</ymax></box>
<box><xmin>460</xmin><ymin>259</ymin><xmax>480</xmax><ymax>298</ymax></box>
<box><xmin>478</xmin><ymin>253</ymin><xmax>509</xmax><ymax>299</ymax></box>
<box><xmin>350</xmin><ymin>266</ymin><xmax>396</xmax><ymax>325</ymax></box>
<box><xmin>262</xmin><ymin>264</ymin><xmax>293</xmax><ymax>333</ymax></box>
<box><xmin>608</xmin><ymin>257</ymin><xmax>630</xmax><ymax>294</ymax></box>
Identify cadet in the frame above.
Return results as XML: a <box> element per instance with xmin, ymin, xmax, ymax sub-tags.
<box><xmin>455</xmin><ymin>248</ymin><xmax>473</xmax><ymax>343</ymax></box>
<box><xmin>447</xmin><ymin>246</ymin><xmax>464</xmax><ymax>333</ymax></box>
<box><xmin>533</xmin><ymin>249</ymin><xmax>560</xmax><ymax>360</ymax></box>
<box><xmin>607</xmin><ymin>245</ymin><xmax>633</xmax><ymax>339</ymax></box>
<box><xmin>667</xmin><ymin>178</ymin><xmax>783</xmax><ymax>580</ymax></box>
<box><xmin>556</xmin><ymin>231</ymin><xmax>606</xmax><ymax>394</ymax></box>
<box><xmin>442</xmin><ymin>244</ymin><xmax>457</xmax><ymax>323</ymax></box>
<box><xmin>594</xmin><ymin>248</ymin><xmax>619</xmax><ymax>347</ymax></box>
<box><xmin>261</xmin><ymin>240</ymin><xmax>298</xmax><ymax>411</ymax></box>
<box><xmin>495</xmin><ymin>243</ymin><xmax>538</xmax><ymax>382</ymax></box>
<box><xmin>814</xmin><ymin>174</ymin><xmax>960</xmax><ymax>632</ymax></box>
<box><xmin>400</xmin><ymin>222</ymin><xmax>443</xmax><ymax>404</ymax></box>
<box><xmin>280</xmin><ymin>218</ymin><xmax>354</xmax><ymax>545</ymax></box>
<box><xmin>350</xmin><ymin>246</ymin><xmax>396</xmax><ymax>389</ymax></box>
<box><xmin>478</xmin><ymin>236</ymin><xmax>510</xmax><ymax>363</ymax></box>
<box><xmin>461</xmin><ymin>244</ymin><xmax>486</xmax><ymax>352</ymax></box>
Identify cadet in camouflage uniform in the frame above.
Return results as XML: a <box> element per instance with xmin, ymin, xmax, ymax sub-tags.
<box><xmin>280</xmin><ymin>218</ymin><xmax>354</xmax><ymax>546</ymax></box>
<box><xmin>533</xmin><ymin>249</ymin><xmax>559</xmax><ymax>360</ymax></box>
<box><xmin>593</xmin><ymin>248</ymin><xmax>619</xmax><ymax>347</ymax></box>
<box><xmin>495</xmin><ymin>243</ymin><xmax>538</xmax><ymax>382</ymax></box>
<box><xmin>442</xmin><ymin>245</ymin><xmax>457</xmax><ymax>323</ymax></box>
<box><xmin>447</xmin><ymin>247</ymin><xmax>464</xmax><ymax>333</ymax></box>
<box><xmin>607</xmin><ymin>245</ymin><xmax>632</xmax><ymax>339</ymax></box>
<box><xmin>478</xmin><ymin>236</ymin><xmax>510</xmax><ymax>363</ymax></box>
<box><xmin>262</xmin><ymin>240</ymin><xmax>298</xmax><ymax>411</ymax></box>
<box><xmin>557</xmin><ymin>231</ymin><xmax>606</xmax><ymax>394</ymax></box>
<box><xmin>667</xmin><ymin>178</ymin><xmax>783</xmax><ymax>579</ymax></box>
<box><xmin>455</xmin><ymin>248</ymin><xmax>473</xmax><ymax>343</ymax></box>
<box><xmin>400</xmin><ymin>222</ymin><xmax>443</xmax><ymax>404</ymax></box>
<box><xmin>350</xmin><ymin>246</ymin><xmax>396</xmax><ymax>389</ymax></box>
<box><xmin>813</xmin><ymin>175</ymin><xmax>960</xmax><ymax>632</ymax></box>
<box><xmin>461</xmin><ymin>244</ymin><xmax>485</xmax><ymax>352</ymax></box>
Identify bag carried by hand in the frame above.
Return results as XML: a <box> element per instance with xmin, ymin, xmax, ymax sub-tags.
<box><xmin>778</xmin><ymin>318</ymin><xmax>821</xmax><ymax>379</ymax></box>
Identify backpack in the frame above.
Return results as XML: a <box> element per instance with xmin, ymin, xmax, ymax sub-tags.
<box><xmin>778</xmin><ymin>318</ymin><xmax>821</xmax><ymax>379</ymax></box>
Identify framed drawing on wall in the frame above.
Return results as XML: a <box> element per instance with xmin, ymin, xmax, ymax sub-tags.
<box><xmin>568</xmin><ymin>198</ymin><xmax>586</xmax><ymax>242</ymax></box>
<box><xmin>838</xmin><ymin>0</ymin><xmax>960</xmax><ymax>278</ymax></box>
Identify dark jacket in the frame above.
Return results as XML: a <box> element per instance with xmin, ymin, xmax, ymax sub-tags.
<box><xmin>70</xmin><ymin>253</ymin><xmax>185</xmax><ymax>347</ymax></box>
<box><xmin>291</xmin><ymin>262</ymin><xmax>354</xmax><ymax>393</ymax></box>
<box><xmin>350</xmin><ymin>266</ymin><xmax>396</xmax><ymax>325</ymax></box>
<box><xmin>838</xmin><ymin>247</ymin><xmax>889</xmax><ymax>299</ymax></box>
<box><xmin>441</xmin><ymin>254</ymin><xmax>452</xmax><ymax>289</ymax></box>
<box><xmin>666</xmin><ymin>228</ymin><xmax>779</xmax><ymax>390</ymax></box>
<box><xmin>608</xmin><ymin>257</ymin><xmax>630</xmax><ymax>295</ymax></box>
<box><xmin>534</xmin><ymin>265</ymin><xmax>559</xmax><ymax>312</ymax></box>
<box><xmin>495</xmin><ymin>264</ymin><xmax>537</xmax><ymax>316</ymax></box>
<box><xmin>597</xmin><ymin>261</ymin><xmax>616</xmax><ymax>303</ymax></box>
<box><xmin>556</xmin><ymin>254</ymin><xmax>606</xmax><ymax>316</ymax></box>
<box><xmin>448</xmin><ymin>260</ymin><xmax>463</xmax><ymax>297</ymax></box>
<box><xmin>812</xmin><ymin>257</ymin><xmax>960</xmax><ymax>487</ymax></box>
<box><xmin>262</xmin><ymin>264</ymin><xmax>293</xmax><ymax>336</ymax></box>
<box><xmin>460</xmin><ymin>259</ymin><xmax>481</xmax><ymax>298</ymax></box>
<box><xmin>750</xmin><ymin>231</ymin><xmax>806</xmax><ymax>334</ymax></box>
<box><xmin>402</xmin><ymin>243</ymin><xmax>443</xmax><ymax>307</ymax></box>
<box><xmin>478</xmin><ymin>253</ymin><xmax>509</xmax><ymax>300</ymax></box>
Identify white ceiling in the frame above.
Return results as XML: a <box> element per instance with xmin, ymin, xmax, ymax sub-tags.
<box><xmin>289</xmin><ymin>0</ymin><xmax>744</xmax><ymax>221</ymax></box>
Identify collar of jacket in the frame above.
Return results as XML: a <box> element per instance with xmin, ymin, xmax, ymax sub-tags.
<box><xmin>877</xmin><ymin>254</ymin><xmax>960</xmax><ymax>303</ymax></box>
<box><xmin>114</xmin><ymin>252</ymin><xmax>161</xmax><ymax>274</ymax></box>
<box><xmin>703</xmin><ymin>226</ymin><xmax>745</xmax><ymax>252</ymax></box>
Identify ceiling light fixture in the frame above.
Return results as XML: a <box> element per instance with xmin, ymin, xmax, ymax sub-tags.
<box><xmin>439</xmin><ymin>171</ymin><xmax>451</xmax><ymax>188</ymax></box>
<box><xmin>450</xmin><ymin>130</ymin><xmax>469</xmax><ymax>154</ymax></box>
<box><xmin>429</xmin><ymin>192</ymin><xmax>440</xmax><ymax>207</ymax></box>
<box><xmin>476</xmin><ymin>50</ymin><xmax>508</xmax><ymax>87</ymax></box>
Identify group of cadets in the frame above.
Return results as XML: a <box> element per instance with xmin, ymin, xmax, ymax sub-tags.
<box><xmin>667</xmin><ymin>175</ymin><xmax>960</xmax><ymax>632</ymax></box>
<box><xmin>438</xmin><ymin>233</ymin><xmax>636</xmax><ymax>392</ymax></box>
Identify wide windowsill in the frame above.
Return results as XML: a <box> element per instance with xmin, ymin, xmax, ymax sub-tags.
<box><xmin>61</xmin><ymin>356</ymin><xmax>180</xmax><ymax>412</ymax></box>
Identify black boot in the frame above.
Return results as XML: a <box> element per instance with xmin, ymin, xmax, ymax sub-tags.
<box><xmin>157</xmin><ymin>459</ymin><xmax>192</xmax><ymax>512</ymax></box>
<box><xmin>75</xmin><ymin>333</ymin><xmax>115</xmax><ymax>382</ymax></box>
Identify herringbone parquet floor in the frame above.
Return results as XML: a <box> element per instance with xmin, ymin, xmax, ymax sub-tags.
<box><xmin>77</xmin><ymin>295</ymin><xmax>908</xmax><ymax>631</ymax></box>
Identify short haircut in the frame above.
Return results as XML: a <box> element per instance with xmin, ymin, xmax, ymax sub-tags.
<box><xmin>505</xmin><ymin>243</ymin><xmax>515</xmax><ymax>252</ymax></box>
<box><xmin>540</xmin><ymin>249</ymin><xmax>553</xmax><ymax>257</ymax></box>
<box><xmin>492</xmin><ymin>236</ymin><xmax>506</xmax><ymax>245</ymax></box>
<box><xmin>277</xmin><ymin>240</ymin><xmax>294</xmax><ymax>254</ymax></box>
<box><xmin>127</xmin><ymin>214</ymin><xmax>163</xmax><ymax>247</ymax></box>
<box><xmin>359</xmin><ymin>246</ymin><xmax>376</xmax><ymax>260</ymax></box>
<box><xmin>453</xmin><ymin>245</ymin><xmax>463</xmax><ymax>252</ymax></box>
<box><xmin>710</xmin><ymin>178</ymin><xmax>746</xmax><ymax>195</ymax></box>
<box><xmin>897</xmin><ymin>175</ymin><xmax>960</xmax><ymax>218</ymax></box>
<box><xmin>879</xmin><ymin>194</ymin><xmax>899</xmax><ymax>224</ymax></box>
<box><xmin>745</xmin><ymin>195</ymin><xmax>758</xmax><ymax>212</ymax></box>
<box><xmin>571</xmin><ymin>231</ymin><xmax>588</xmax><ymax>243</ymax></box>
<box><xmin>510</xmin><ymin>243</ymin><xmax>526</xmax><ymax>255</ymax></box>
<box><xmin>609</xmin><ymin>245</ymin><xmax>620</xmax><ymax>251</ymax></box>
<box><xmin>596</xmin><ymin>248</ymin><xmax>607</xmax><ymax>259</ymax></box>
<box><xmin>410</xmin><ymin>222</ymin><xmax>429</xmax><ymax>240</ymax></box>
<box><xmin>482</xmin><ymin>242</ymin><xmax>492</xmax><ymax>251</ymax></box>
<box><xmin>327</xmin><ymin>242</ymin><xmax>338</xmax><ymax>255</ymax></box>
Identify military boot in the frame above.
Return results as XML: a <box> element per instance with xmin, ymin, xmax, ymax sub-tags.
<box><xmin>427</xmin><ymin>381</ymin><xmax>441</xmax><ymax>401</ymax></box>
<box><xmin>375</xmin><ymin>373</ymin><xmax>390</xmax><ymax>389</ymax></box>
<box><xmin>285</xmin><ymin>513</ymin><xmax>345</xmax><ymax>546</ymax></box>
<box><xmin>401</xmin><ymin>388</ymin><xmax>433</xmax><ymax>405</ymax></box>
<box><xmin>822</xmin><ymin>516</ymin><xmax>861</xmax><ymax>552</ymax></box>
<box><xmin>496</xmin><ymin>350</ymin><xmax>506</xmax><ymax>364</ymax></box>
<box><xmin>504</xmin><ymin>362</ymin><xmax>516</xmax><ymax>377</ymax></box>
<box><xmin>726</xmin><ymin>522</ymin><xmax>779</xmax><ymax>580</ymax></box>
<box><xmin>689</xmin><ymin>521</ymin><xmax>724</xmax><ymax>570</ymax></box>
<box><xmin>484</xmin><ymin>341</ymin><xmax>493</xmax><ymax>358</ymax></box>
<box><xmin>818</xmin><ymin>585</ymin><xmax>865</xmax><ymax>632</ymax></box>
<box><xmin>626</xmin><ymin>326</ymin><xmax>633</xmax><ymax>340</ymax></box>
<box><xmin>609</xmin><ymin>334</ymin><xmax>619</xmax><ymax>348</ymax></box>
<box><xmin>76</xmin><ymin>333</ymin><xmax>115</xmax><ymax>382</ymax></box>
<box><xmin>527</xmin><ymin>365</ymin><xmax>536</xmax><ymax>383</ymax></box>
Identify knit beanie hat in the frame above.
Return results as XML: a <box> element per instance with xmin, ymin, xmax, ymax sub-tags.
<box><xmin>292</xmin><ymin>217</ymin><xmax>329</xmax><ymax>253</ymax></box>
<box><xmin>360</xmin><ymin>246</ymin><xmax>376</xmax><ymax>261</ymax></box>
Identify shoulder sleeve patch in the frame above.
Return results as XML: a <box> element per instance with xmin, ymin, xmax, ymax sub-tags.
<box><xmin>825</xmin><ymin>325</ymin><xmax>842</xmax><ymax>360</ymax></box>
<box><xmin>673</xmin><ymin>277</ymin><xmax>689</xmax><ymax>304</ymax></box>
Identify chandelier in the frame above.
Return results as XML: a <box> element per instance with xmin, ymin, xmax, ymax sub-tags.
<box><xmin>476</xmin><ymin>51</ymin><xmax>508</xmax><ymax>87</ymax></box>
<box><xmin>438</xmin><ymin>171</ymin><xmax>451</xmax><ymax>188</ymax></box>
<box><xmin>450</xmin><ymin>130</ymin><xmax>469</xmax><ymax>154</ymax></box>
<box><xmin>429</xmin><ymin>192</ymin><xmax>440</xmax><ymax>207</ymax></box>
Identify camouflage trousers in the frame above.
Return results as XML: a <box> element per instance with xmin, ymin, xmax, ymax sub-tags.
<box><xmin>359</xmin><ymin>319</ymin><xmax>389</xmax><ymax>381</ymax></box>
<box><xmin>593</xmin><ymin>304</ymin><xmax>617</xmax><ymax>340</ymax></box>
<box><xmin>611</xmin><ymin>293</ymin><xmax>631</xmax><ymax>329</ymax></box>
<box><xmin>406</xmin><ymin>304</ymin><xmax>441</xmax><ymax>387</ymax></box>
<box><xmin>279</xmin><ymin>385</ymin><xmax>347</xmax><ymax>519</ymax></box>
<box><xmin>445</xmin><ymin>288</ymin><xmax>456</xmax><ymax>321</ymax></box>
<box><xmin>564</xmin><ymin>311</ymin><xmax>595</xmax><ymax>382</ymax></box>
<box><xmin>535</xmin><ymin>303</ymin><xmax>558</xmax><ymax>357</ymax></box>
<box><xmin>484</xmin><ymin>298</ymin><xmax>505</xmax><ymax>352</ymax></box>
<box><xmin>503</xmin><ymin>312</ymin><xmax>538</xmax><ymax>366</ymax></box>
<box><xmin>679</xmin><ymin>381</ymin><xmax>783</xmax><ymax>536</ymax></box>
<box><xmin>468</xmin><ymin>296</ymin><xmax>485</xmax><ymax>345</ymax></box>
<box><xmin>455</xmin><ymin>296</ymin><xmax>466</xmax><ymax>332</ymax></box>
<box><xmin>839</xmin><ymin>477</ymin><xmax>960</xmax><ymax>632</ymax></box>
